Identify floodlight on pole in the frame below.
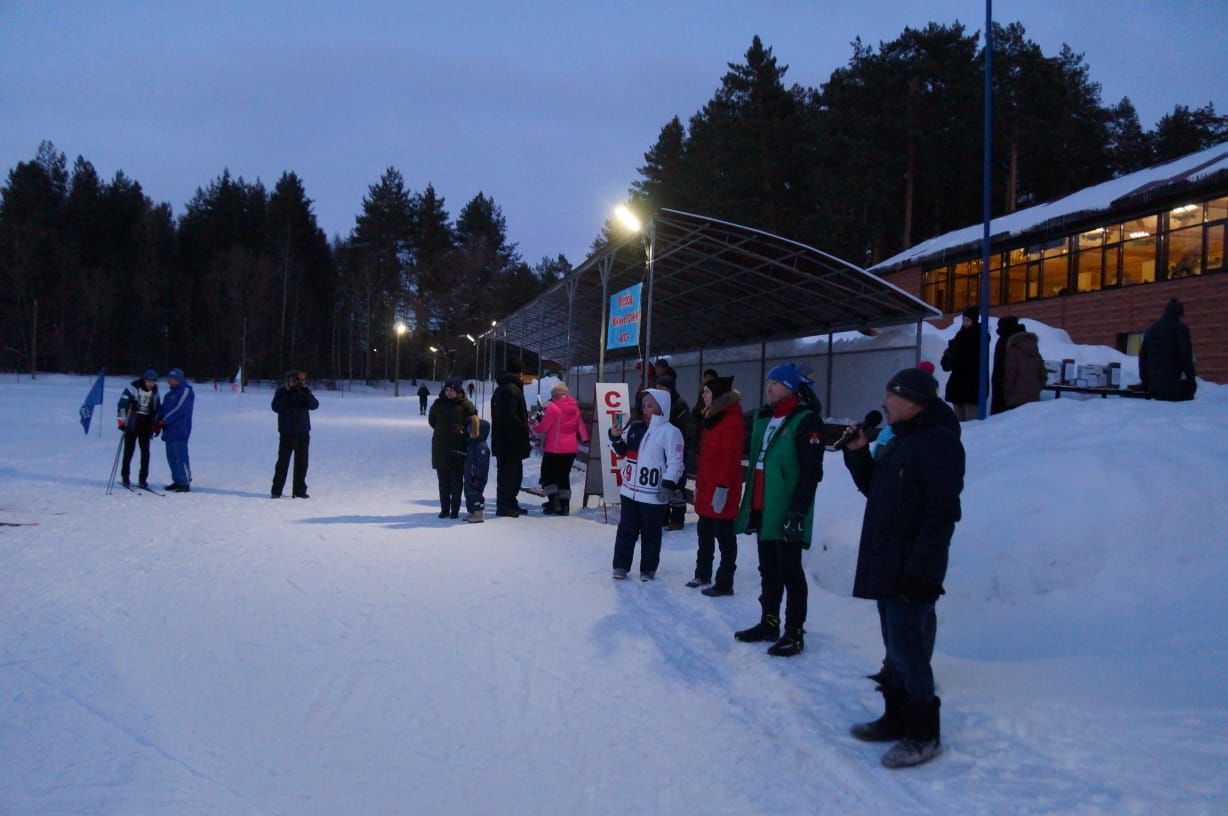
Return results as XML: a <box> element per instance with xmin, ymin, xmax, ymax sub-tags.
<box><xmin>614</xmin><ymin>204</ymin><xmax>642</xmax><ymax>233</ymax></box>
<box><xmin>393</xmin><ymin>322</ymin><xmax>407</xmax><ymax>397</ymax></box>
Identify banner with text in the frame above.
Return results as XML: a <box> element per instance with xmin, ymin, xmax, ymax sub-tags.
<box><xmin>593</xmin><ymin>382</ymin><xmax>631</xmax><ymax>503</ymax></box>
<box><xmin>606</xmin><ymin>283</ymin><xmax>642</xmax><ymax>350</ymax></box>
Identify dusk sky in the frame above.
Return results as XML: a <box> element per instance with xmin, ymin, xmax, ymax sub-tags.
<box><xmin>4</xmin><ymin>1</ymin><xmax>1226</xmax><ymax>268</ymax></box>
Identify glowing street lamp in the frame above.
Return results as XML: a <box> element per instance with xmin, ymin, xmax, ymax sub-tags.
<box><xmin>429</xmin><ymin>345</ymin><xmax>440</xmax><ymax>382</ymax></box>
<box><xmin>614</xmin><ymin>204</ymin><xmax>642</xmax><ymax>233</ymax></box>
<box><xmin>394</xmin><ymin>321</ymin><xmax>407</xmax><ymax>396</ymax></box>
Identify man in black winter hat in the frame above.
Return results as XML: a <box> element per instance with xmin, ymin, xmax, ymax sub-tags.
<box><xmin>490</xmin><ymin>359</ymin><xmax>531</xmax><ymax>516</ymax></box>
<box><xmin>1139</xmin><ymin>298</ymin><xmax>1197</xmax><ymax>401</ymax></box>
<box><xmin>840</xmin><ymin>367</ymin><xmax>965</xmax><ymax>769</ymax></box>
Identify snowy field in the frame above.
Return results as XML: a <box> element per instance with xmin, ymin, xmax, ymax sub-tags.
<box><xmin>2</xmin><ymin>357</ymin><xmax>1227</xmax><ymax>814</ymax></box>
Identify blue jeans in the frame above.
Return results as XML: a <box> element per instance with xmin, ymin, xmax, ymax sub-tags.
<box><xmin>164</xmin><ymin>438</ymin><xmax>192</xmax><ymax>486</ymax></box>
<box><xmin>613</xmin><ymin>496</ymin><xmax>667</xmax><ymax>573</ymax></box>
<box><xmin>877</xmin><ymin>598</ymin><xmax>937</xmax><ymax>703</ymax></box>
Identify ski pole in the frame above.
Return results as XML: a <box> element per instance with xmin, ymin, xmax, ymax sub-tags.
<box><xmin>105</xmin><ymin>431</ymin><xmax>124</xmax><ymax>494</ymax></box>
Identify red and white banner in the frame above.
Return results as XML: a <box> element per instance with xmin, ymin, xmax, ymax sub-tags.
<box><xmin>593</xmin><ymin>382</ymin><xmax>631</xmax><ymax>503</ymax></box>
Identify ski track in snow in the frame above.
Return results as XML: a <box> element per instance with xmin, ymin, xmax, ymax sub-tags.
<box><xmin>1</xmin><ymin>373</ymin><xmax>1226</xmax><ymax>815</ymax></box>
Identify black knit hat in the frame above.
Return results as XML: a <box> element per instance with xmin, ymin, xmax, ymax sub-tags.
<box><xmin>961</xmin><ymin>306</ymin><xmax>980</xmax><ymax>321</ymax></box>
<box><xmin>886</xmin><ymin>367</ymin><xmax>938</xmax><ymax>404</ymax></box>
<box><xmin>706</xmin><ymin>376</ymin><xmax>734</xmax><ymax>399</ymax></box>
<box><xmin>1164</xmin><ymin>298</ymin><xmax>1184</xmax><ymax>318</ymax></box>
<box><xmin>506</xmin><ymin>359</ymin><xmax>524</xmax><ymax>375</ymax></box>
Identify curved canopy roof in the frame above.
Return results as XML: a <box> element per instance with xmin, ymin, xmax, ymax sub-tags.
<box><xmin>485</xmin><ymin>209</ymin><xmax>939</xmax><ymax>366</ymax></box>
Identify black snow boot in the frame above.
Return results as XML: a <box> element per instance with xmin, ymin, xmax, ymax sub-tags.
<box><xmin>541</xmin><ymin>485</ymin><xmax>560</xmax><ymax>515</ymax></box>
<box><xmin>881</xmin><ymin>697</ymin><xmax>942</xmax><ymax>769</ymax></box>
<box><xmin>556</xmin><ymin>489</ymin><xmax>571</xmax><ymax>516</ymax></box>
<box><xmin>850</xmin><ymin>685</ymin><xmax>908</xmax><ymax>742</ymax></box>
<box><xmin>734</xmin><ymin>614</ymin><xmax>780</xmax><ymax>643</ymax></box>
<box><xmin>767</xmin><ymin>626</ymin><xmax>805</xmax><ymax>657</ymax></box>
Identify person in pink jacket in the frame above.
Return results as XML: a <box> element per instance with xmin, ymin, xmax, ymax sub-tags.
<box><xmin>534</xmin><ymin>382</ymin><xmax>590</xmax><ymax>515</ymax></box>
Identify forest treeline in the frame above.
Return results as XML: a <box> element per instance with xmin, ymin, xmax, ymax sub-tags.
<box><xmin>3</xmin><ymin>21</ymin><xmax>1225</xmax><ymax>380</ymax></box>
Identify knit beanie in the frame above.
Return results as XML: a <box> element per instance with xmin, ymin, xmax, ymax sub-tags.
<box><xmin>886</xmin><ymin>367</ymin><xmax>939</xmax><ymax>405</ymax></box>
<box><xmin>765</xmin><ymin>363</ymin><xmax>810</xmax><ymax>392</ymax></box>
<box><xmin>706</xmin><ymin>376</ymin><xmax>734</xmax><ymax>399</ymax></box>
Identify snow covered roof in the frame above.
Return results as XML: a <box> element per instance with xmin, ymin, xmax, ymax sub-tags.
<box><xmin>488</xmin><ymin>208</ymin><xmax>938</xmax><ymax>365</ymax></box>
<box><xmin>868</xmin><ymin>141</ymin><xmax>1228</xmax><ymax>275</ymax></box>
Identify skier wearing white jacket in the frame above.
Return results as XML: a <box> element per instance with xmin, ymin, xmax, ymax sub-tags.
<box><xmin>608</xmin><ymin>387</ymin><xmax>685</xmax><ymax>581</ymax></box>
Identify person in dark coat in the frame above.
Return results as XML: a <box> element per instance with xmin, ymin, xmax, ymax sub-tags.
<box><xmin>463</xmin><ymin>416</ymin><xmax>491</xmax><ymax>523</ymax></box>
<box><xmin>154</xmin><ymin>368</ymin><xmax>195</xmax><ymax>492</ymax></box>
<box><xmin>655</xmin><ymin>371</ymin><xmax>692</xmax><ymax>531</ymax></box>
<box><xmin>941</xmin><ymin>306</ymin><xmax>982</xmax><ymax>421</ymax></box>
<box><xmin>417</xmin><ymin>383</ymin><xmax>430</xmax><ymax>416</ymax></box>
<box><xmin>490</xmin><ymin>360</ymin><xmax>531</xmax><ymax>516</ymax></box>
<box><xmin>1003</xmin><ymin>327</ymin><xmax>1047</xmax><ymax>408</ymax></box>
<box><xmin>429</xmin><ymin>378</ymin><xmax>478</xmax><ymax>519</ymax></box>
<box><xmin>688</xmin><ymin>376</ymin><xmax>744</xmax><ymax>596</ymax></box>
<box><xmin>270</xmin><ymin>369</ymin><xmax>320</xmax><ymax>498</ymax></box>
<box><xmin>732</xmin><ymin>363</ymin><xmax>825</xmax><ymax>658</ymax></box>
<box><xmin>990</xmin><ymin>316</ymin><xmax>1023</xmax><ymax>415</ymax></box>
<box><xmin>841</xmin><ymin>367</ymin><xmax>965</xmax><ymax>769</ymax></box>
<box><xmin>1139</xmin><ymin>298</ymin><xmax>1197</xmax><ymax>401</ymax></box>
<box><xmin>116</xmin><ymin>369</ymin><xmax>162</xmax><ymax>489</ymax></box>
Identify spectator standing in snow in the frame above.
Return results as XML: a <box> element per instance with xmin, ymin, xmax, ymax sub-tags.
<box><xmin>417</xmin><ymin>383</ymin><xmax>430</xmax><ymax>416</ymax></box>
<box><xmin>990</xmin><ymin>316</ymin><xmax>1023</xmax><ymax>415</ymax></box>
<box><xmin>154</xmin><ymin>368</ymin><xmax>195</xmax><ymax>492</ymax></box>
<box><xmin>732</xmin><ymin>363</ymin><xmax>825</xmax><ymax>657</ymax></box>
<box><xmin>1003</xmin><ymin>324</ymin><xmax>1047</xmax><ymax>409</ymax></box>
<box><xmin>429</xmin><ymin>378</ymin><xmax>477</xmax><ymax>519</ymax></box>
<box><xmin>688</xmin><ymin>375</ymin><xmax>744</xmax><ymax>596</ymax></box>
<box><xmin>490</xmin><ymin>360</ymin><xmax>531</xmax><ymax>516</ymax></box>
<box><xmin>534</xmin><ymin>382</ymin><xmax>590</xmax><ymax>516</ymax></box>
<box><xmin>1139</xmin><ymin>298</ymin><xmax>1197</xmax><ymax>401</ymax></box>
<box><xmin>116</xmin><ymin>369</ymin><xmax>161</xmax><ymax>489</ymax></box>
<box><xmin>655</xmin><ymin>371</ymin><xmax>692</xmax><ymax>531</ymax></box>
<box><xmin>270</xmin><ymin>369</ymin><xmax>319</xmax><ymax>499</ymax></box>
<box><xmin>940</xmin><ymin>306</ymin><xmax>982</xmax><ymax>421</ymax></box>
<box><xmin>463</xmin><ymin>416</ymin><xmax>491</xmax><ymax>523</ymax></box>
<box><xmin>608</xmin><ymin>388</ymin><xmax>685</xmax><ymax>581</ymax></box>
<box><xmin>841</xmin><ymin>367</ymin><xmax>964</xmax><ymax>769</ymax></box>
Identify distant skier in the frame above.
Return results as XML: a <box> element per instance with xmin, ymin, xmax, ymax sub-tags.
<box><xmin>417</xmin><ymin>383</ymin><xmax>430</xmax><ymax>416</ymax></box>
<box><xmin>270</xmin><ymin>369</ymin><xmax>319</xmax><ymax>499</ymax></box>
<box><xmin>464</xmin><ymin>415</ymin><xmax>491</xmax><ymax>523</ymax></box>
<box><xmin>116</xmin><ymin>369</ymin><xmax>161</xmax><ymax>489</ymax></box>
<box><xmin>154</xmin><ymin>368</ymin><xmax>195</xmax><ymax>492</ymax></box>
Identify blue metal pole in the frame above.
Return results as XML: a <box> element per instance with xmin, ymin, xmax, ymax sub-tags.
<box><xmin>978</xmin><ymin>0</ymin><xmax>993</xmax><ymax>420</ymax></box>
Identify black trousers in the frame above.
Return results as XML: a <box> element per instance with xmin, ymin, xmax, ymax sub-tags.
<box><xmin>272</xmin><ymin>433</ymin><xmax>310</xmax><ymax>496</ymax></box>
<box><xmin>695</xmin><ymin>516</ymin><xmax>737</xmax><ymax>587</ymax></box>
<box><xmin>539</xmin><ymin>452</ymin><xmax>575</xmax><ymax>493</ymax></box>
<box><xmin>612</xmin><ymin>496</ymin><xmax>667</xmax><ymax>573</ymax></box>
<box><xmin>436</xmin><ymin>464</ymin><xmax>463</xmax><ymax>514</ymax></box>
<box><xmin>121</xmin><ymin>417</ymin><xmax>153</xmax><ymax>483</ymax></box>
<box><xmin>495</xmin><ymin>456</ymin><xmax>524</xmax><ymax>512</ymax></box>
<box><xmin>757</xmin><ymin>537</ymin><xmax>808</xmax><ymax>629</ymax></box>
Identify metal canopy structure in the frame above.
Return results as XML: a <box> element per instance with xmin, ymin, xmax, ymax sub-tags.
<box><xmin>483</xmin><ymin>209</ymin><xmax>939</xmax><ymax>376</ymax></box>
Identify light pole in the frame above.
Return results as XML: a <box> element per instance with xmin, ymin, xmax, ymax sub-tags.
<box><xmin>429</xmin><ymin>345</ymin><xmax>440</xmax><ymax>382</ymax></box>
<box><xmin>613</xmin><ymin>204</ymin><xmax>654</xmax><ymax>391</ymax></box>
<box><xmin>463</xmin><ymin>333</ymin><xmax>477</xmax><ymax>380</ymax></box>
<box><xmin>394</xmin><ymin>322</ymin><xmax>407</xmax><ymax>396</ymax></box>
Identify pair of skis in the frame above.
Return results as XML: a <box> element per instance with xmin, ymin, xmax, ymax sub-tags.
<box><xmin>120</xmin><ymin>483</ymin><xmax>166</xmax><ymax>497</ymax></box>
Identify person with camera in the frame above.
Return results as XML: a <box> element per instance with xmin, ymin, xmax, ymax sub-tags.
<box><xmin>608</xmin><ymin>388</ymin><xmax>685</xmax><ymax>581</ymax></box>
<box><xmin>841</xmin><ymin>367</ymin><xmax>964</xmax><ymax>769</ymax></box>
<box><xmin>116</xmin><ymin>369</ymin><xmax>162</xmax><ymax>489</ymax></box>
<box><xmin>154</xmin><ymin>368</ymin><xmax>195</xmax><ymax>492</ymax></box>
<box><xmin>271</xmin><ymin>369</ymin><xmax>320</xmax><ymax>499</ymax></box>
<box><xmin>731</xmin><ymin>363</ymin><xmax>825</xmax><ymax>657</ymax></box>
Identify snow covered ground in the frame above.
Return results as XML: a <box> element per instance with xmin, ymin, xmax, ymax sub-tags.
<box><xmin>2</xmin><ymin>359</ymin><xmax>1226</xmax><ymax>814</ymax></box>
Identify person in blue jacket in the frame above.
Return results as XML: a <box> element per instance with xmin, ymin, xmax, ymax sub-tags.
<box><xmin>155</xmin><ymin>368</ymin><xmax>195</xmax><ymax>492</ymax></box>
<box><xmin>464</xmin><ymin>416</ymin><xmax>491</xmax><ymax>523</ymax></box>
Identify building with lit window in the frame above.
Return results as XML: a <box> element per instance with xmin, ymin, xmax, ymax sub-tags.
<box><xmin>868</xmin><ymin>142</ymin><xmax>1228</xmax><ymax>383</ymax></box>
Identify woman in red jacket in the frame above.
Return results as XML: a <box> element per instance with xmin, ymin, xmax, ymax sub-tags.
<box><xmin>688</xmin><ymin>375</ymin><xmax>744</xmax><ymax>595</ymax></box>
<box><xmin>534</xmin><ymin>382</ymin><xmax>590</xmax><ymax>515</ymax></box>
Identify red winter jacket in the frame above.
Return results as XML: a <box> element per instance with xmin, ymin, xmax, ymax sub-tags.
<box><xmin>693</xmin><ymin>392</ymin><xmax>745</xmax><ymax>519</ymax></box>
<box><xmin>534</xmin><ymin>394</ymin><xmax>590</xmax><ymax>454</ymax></box>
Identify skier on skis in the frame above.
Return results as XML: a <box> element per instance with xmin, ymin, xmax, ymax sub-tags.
<box><xmin>116</xmin><ymin>369</ymin><xmax>161</xmax><ymax>489</ymax></box>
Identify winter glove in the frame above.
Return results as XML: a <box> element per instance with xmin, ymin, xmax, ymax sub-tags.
<box><xmin>900</xmin><ymin>572</ymin><xmax>942</xmax><ymax>604</ymax></box>
<box><xmin>782</xmin><ymin>512</ymin><xmax>805</xmax><ymax>544</ymax></box>
<box><xmin>152</xmin><ymin>419</ymin><xmax>164</xmax><ymax>437</ymax></box>
<box><xmin>116</xmin><ymin>417</ymin><xmax>126</xmax><ymax>430</ymax></box>
<box><xmin>711</xmin><ymin>485</ymin><xmax>728</xmax><ymax>514</ymax></box>
<box><xmin>657</xmin><ymin>479</ymin><xmax>683</xmax><ymax>505</ymax></box>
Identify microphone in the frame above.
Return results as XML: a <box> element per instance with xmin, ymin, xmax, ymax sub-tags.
<box><xmin>832</xmin><ymin>410</ymin><xmax>883</xmax><ymax>451</ymax></box>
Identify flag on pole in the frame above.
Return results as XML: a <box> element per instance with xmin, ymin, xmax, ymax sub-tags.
<box><xmin>232</xmin><ymin>366</ymin><xmax>242</xmax><ymax>394</ymax></box>
<box><xmin>79</xmin><ymin>369</ymin><xmax>105</xmax><ymax>435</ymax></box>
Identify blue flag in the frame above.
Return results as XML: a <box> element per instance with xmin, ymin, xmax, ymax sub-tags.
<box><xmin>79</xmin><ymin>369</ymin><xmax>105</xmax><ymax>435</ymax></box>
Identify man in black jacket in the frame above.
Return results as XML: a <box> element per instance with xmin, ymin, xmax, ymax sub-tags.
<box><xmin>841</xmin><ymin>367</ymin><xmax>965</xmax><ymax>769</ymax></box>
<box><xmin>1139</xmin><ymin>298</ymin><xmax>1197</xmax><ymax>401</ymax></box>
<box><xmin>271</xmin><ymin>369</ymin><xmax>320</xmax><ymax>498</ymax></box>
<box><xmin>490</xmin><ymin>359</ymin><xmax>531</xmax><ymax>516</ymax></box>
<box><xmin>941</xmin><ymin>306</ymin><xmax>982</xmax><ymax>421</ymax></box>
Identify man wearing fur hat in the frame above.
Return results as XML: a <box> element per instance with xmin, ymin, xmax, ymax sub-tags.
<box><xmin>1139</xmin><ymin>298</ymin><xmax>1197</xmax><ymax>401</ymax></box>
<box><xmin>689</xmin><ymin>374</ymin><xmax>744</xmax><ymax>595</ymax></box>
<box><xmin>491</xmin><ymin>359</ymin><xmax>532</xmax><ymax>516</ymax></box>
<box><xmin>841</xmin><ymin>367</ymin><xmax>965</xmax><ymax>769</ymax></box>
<box><xmin>732</xmin><ymin>363</ymin><xmax>825</xmax><ymax>657</ymax></box>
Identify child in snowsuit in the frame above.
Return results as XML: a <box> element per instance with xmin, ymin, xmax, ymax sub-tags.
<box><xmin>608</xmin><ymin>387</ymin><xmax>685</xmax><ymax>581</ymax></box>
<box><xmin>464</xmin><ymin>416</ymin><xmax>491</xmax><ymax>523</ymax></box>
